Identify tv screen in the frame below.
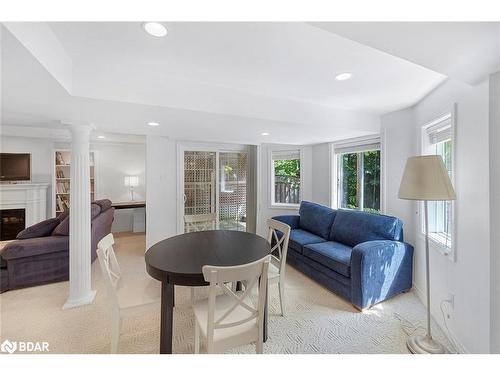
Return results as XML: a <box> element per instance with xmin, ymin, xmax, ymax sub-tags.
<box><xmin>0</xmin><ymin>153</ymin><xmax>31</xmax><ymax>181</ymax></box>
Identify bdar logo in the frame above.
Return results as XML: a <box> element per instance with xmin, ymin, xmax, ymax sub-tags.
<box><xmin>1</xmin><ymin>339</ymin><xmax>17</xmax><ymax>354</ymax></box>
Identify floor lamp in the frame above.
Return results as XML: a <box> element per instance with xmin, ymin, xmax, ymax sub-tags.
<box><xmin>398</xmin><ymin>155</ymin><xmax>456</xmax><ymax>354</ymax></box>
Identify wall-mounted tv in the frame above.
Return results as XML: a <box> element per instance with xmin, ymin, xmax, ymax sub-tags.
<box><xmin>0</xmin><ymin>153</ymin><xmax>31</xmax><ymax>181</ymax></box>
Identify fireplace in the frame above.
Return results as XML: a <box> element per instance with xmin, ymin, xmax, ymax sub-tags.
<box><xmin>0</xmin><ymin>209</ymin><xmax>26</xmax><ymax>241</ymax></box>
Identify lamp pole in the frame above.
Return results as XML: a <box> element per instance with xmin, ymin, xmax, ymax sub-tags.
<box><xmin>406</xmin><ymin>200</ymin><xmax>446</xmax><ymax>354</ymax></box>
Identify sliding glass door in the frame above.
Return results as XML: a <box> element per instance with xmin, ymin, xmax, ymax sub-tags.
<box><xmin>183</xmin><ymin>149</ymin><xmax>248</xmax><ymax>233</ymax></box>
<box><xmin>183</xmin><ymin>151</ymin><xmax>217</xmax><ymax>233</ymax></box>
<box><xmin>219</xmin><ymin>152</ymin><xmax>247</xmax><ymax>231</ymax></box>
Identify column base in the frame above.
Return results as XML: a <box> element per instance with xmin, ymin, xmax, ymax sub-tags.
<box><xmin>63</xmin><ymin>290</ymin><xmax>97</xmax><ymax>310</ymax></box>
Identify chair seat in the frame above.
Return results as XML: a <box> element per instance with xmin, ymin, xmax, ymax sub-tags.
<box><xmin>302</xmin><ymin>241</ymin><xmax>352</xmax><ymax>277</ymax></box>
<box><xmin>288</xmin><ymin>229</ymin><xmax>326</xmax><ymax>254</ymax></box>
<box><xmin>193</xmin><ymin>293</ymin><xmax>259</xmax><ymax>350</ymax></box>
<box><xmin>116</xmin><ymin>272</ymin><xmax>161</xmax><ymax>311</ymax></box>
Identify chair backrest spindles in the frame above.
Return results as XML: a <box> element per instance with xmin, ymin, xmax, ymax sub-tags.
<box><xmin>184</xmin><ymin>213</ymin><xmax>217</xmax><ymax>233</ymax></box>
<box><xmin>266</xmin><ymin>219</ymin><xmax>291</xmax><ymax>276</ymax></box>
<box><xmin>202</xmin><ymin>255</ymin><xmax>271</xmax><ymax>344</ymax></box>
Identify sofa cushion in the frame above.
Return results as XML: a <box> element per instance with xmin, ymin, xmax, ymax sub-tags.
<box><xmin>52</xmin><ymin>216</ymin><xmax>70</xmax><ymax>236</ymax></box>
<box><xmin>289</xmin><ymin>229</ymin><xmax>327</xmax><ymax>254</ymax></box>
<box><xmin>91</xmin><ymin>203</ymin><xmax>101</xmax><ymax>219</ymax></box>
<box><xmin>56</xmin><ymin>210</ymin><xmax>69</xmax><ymax>222</ymax></box>
<box><xmin>94</xmin><ymin>199</ymin><xmax>112</xmax><ymax>212</ymax></box>
<box><xmin>330</xmin><ymin>209</ymin><xmax>403</xmax><ymax>247</ymax></box>
<box><xmin>1</xmin><ymin>236</ymin><xmax>69</xmax><ymax>260</ymax></box>
<box><xmin>303</xmin><ymin>241</ymin><xmax>353</xmax><ymax>277</ymax></box>
<box><xmin>16</xmin><ymin>218</ymin><xmax>60</xmax><ymax>239</ymax></box>
<box><xmin>298</xmin><ymin>201</ymin><xmax>336</xmax><ymax>239</ymax></box>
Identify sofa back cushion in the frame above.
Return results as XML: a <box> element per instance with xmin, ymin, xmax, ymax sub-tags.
<box><xmin>330</xmin><ymin>209</ymin><xmax>403</xmax><ymax>247</ymax></box>
<box><xmin>299</xmin><ymin>201</ymin><xmax>337</xmax><ymax>239</ymax></box>
<box><xmin>93</xmin><ymin>199</ymin><xmax>112</xmax><ymax>212</ymax></box>
<box><xmin>91</xmin><ymin>203</ymin><xmax>102</xmax><ymax>219</ymax></box>
<box><xmin>52</xmin><ymin>216</ymin><xmax>70</xmax><ymax>236</ymax></box>
<box><xmin>16</xmin><ymin>218</ymin><xmax>61</xmax><ymax>239</ymax></box>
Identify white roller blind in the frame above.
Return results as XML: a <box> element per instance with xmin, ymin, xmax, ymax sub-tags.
<box><xmin>334</xmin><ymin>138</ymin><xmax>380</xmax><ymax>154</ymax></box>
<box><xmin>272</xmin><ymin>150</ymin><xmax>300</xmax><ymax>160</ymax></box>
<box><xmin>426</xmin><ymin>114</ymin><xmax>452</xmax><ymax>145</ymax></box>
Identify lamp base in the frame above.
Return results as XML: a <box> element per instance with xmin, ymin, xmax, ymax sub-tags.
<box><xmin>407</xmin><ymin>335</ymin><xmax>447</xmax><ymax>354</ymax></box>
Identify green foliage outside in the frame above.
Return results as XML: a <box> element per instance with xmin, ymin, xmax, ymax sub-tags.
<box><xmin>340</xmin><ymin>150</ymin><xmax>380</xmax><ymax>213</ymax></box>
<box><xmin>274</xmin><ymin>159</ymin><xmax>300</xmax><ymax>177</ymax></box>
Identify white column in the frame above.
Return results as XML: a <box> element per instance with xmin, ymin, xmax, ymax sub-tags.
<box><xmin>63</xmin><ymin>124</ymin><xmax>96</xmax><ymax>309</ymax></box>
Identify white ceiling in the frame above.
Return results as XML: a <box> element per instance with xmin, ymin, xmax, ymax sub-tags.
<box><xmin>2</xmin><ymin>22</ymin><xmax>497</xmax><ymax>145</ymax></box>
<box><xmin>312</xmin><ymin>22</ymin><xmax>500</xmax><ymax>85</ymax></box>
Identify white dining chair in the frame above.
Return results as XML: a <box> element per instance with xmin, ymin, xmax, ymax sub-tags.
<box><xmin>184</xmin><ymin>213</ymin><xmax>217</xmax><ymax>233</ymax></box>
<box><xmin>96</xmin><ymin>233</ymin><xmax>161</xmax><ymax>353</ymax></box>
<box><xmin>266</xmin><ymin>218</ymin><xmax>291</xmax><ymax>316</ymax></box>
<box><xmin>193</xmin><ymin>255</ymin><xmax>271</xmax><ymax>354</ymax></box>
<box><xmin>184</xmin><ymin>213</ymin><xmax>217</xmax><ymax>303</ymax></box>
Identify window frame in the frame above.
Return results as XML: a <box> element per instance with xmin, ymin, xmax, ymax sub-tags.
<box><xmin>420</xmin><ymin>106</ymin><xmax>457</xmax><ymax>261</ymax></box>
<box><xmin>331</xmin><ymin>136</ymin><xmax>382</xmax><ymax>212</ymax></box>
<box><xmin>269</xmin><ymin>148</ymin><xmax>303</xmax><ymax>209</ymax></box>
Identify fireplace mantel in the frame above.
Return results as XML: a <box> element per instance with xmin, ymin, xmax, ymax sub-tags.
<box><xmin>0</xmin><ymin>183</ymin><xmax>50</xmax><ymax>227</ymax></box>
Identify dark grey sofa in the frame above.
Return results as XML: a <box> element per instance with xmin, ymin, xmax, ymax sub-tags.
<box><xmin>0</xmin><ymin>199</ymin><xmax>114</xmax><ymax>293</ymax></box>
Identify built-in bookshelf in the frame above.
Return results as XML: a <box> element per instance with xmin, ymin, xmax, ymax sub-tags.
<box><xmin>52</xmin><ymin>150</ymin><xmax>97</xmax><ymax>216</ymax></box>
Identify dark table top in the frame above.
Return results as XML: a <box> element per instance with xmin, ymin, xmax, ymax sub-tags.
<box><xmin>145</xmin><ymin>230</ymin><xmax>271</xmax><ymax>286</ymax></box>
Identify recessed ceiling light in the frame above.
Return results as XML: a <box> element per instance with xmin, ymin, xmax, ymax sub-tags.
<box><xmin>335</xmin><ymin>72</ymin><xmax>352</xmax><ymax>81</ymax></box>
<box><xmin>97</xmin><ymin>135</ymin><xmax>106</xmax><ymax>139</ymax></box>
<box><xmin>143</xmin><ymin>22</ymin><xmax>167</xmax><ymax>37</ymax></box>
<box><xmin>147</xmin><ymin>121</ymin><xmax>160</xmax><ymax>126</ymax></box>
<box><xmin>261</xmin><ymin>132</ymin><xmax>270</xmax><ymax>136</ymax></box>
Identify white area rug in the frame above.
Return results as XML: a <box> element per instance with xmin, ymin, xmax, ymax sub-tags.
<box><xmin>0</xmin><ymin>232</ymin><xmax>451</xmax><ymax>354</ymax></box>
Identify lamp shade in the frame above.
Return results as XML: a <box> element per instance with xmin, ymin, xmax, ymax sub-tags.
<box><xmin>124</xmin><ymin>175</ymin><xmax>139</xmax><ymax>187</ymax></box>
<box><xmin>398</xmin><ymin>155</ymin><xmax>456</xmax><ymax>201</ymax></box>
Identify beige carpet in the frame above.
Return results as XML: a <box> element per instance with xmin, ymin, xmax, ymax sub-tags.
<box><xmin>0</xmin><ymin>232</ymin><xmax>451</xmax><ymax>354</ymax></box>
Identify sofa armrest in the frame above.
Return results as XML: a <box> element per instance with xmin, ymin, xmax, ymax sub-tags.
<box><xmin>272</xmin><ymin>215</ymin><xmax>300</xmax><ymax>230</ymax></box>
<box><xmin>350</xmin><ymin>240</ymin><xmax>413</xmax><ymax>309</ymax></box>
<box><xmin>1</xmin><ymin>236</ymin><xmax>69</xmax><ymax>261</ymax></box>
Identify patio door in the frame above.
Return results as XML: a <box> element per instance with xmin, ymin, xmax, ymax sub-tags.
<box><xmin>183</xmin><ymin>151</ymin><xmax>217</xmax><ymax>233</ymax></box>
<box><xmin>182</xmin><ymin>149</ymin><xmax>247</xmax><ymax>233</ymax></box>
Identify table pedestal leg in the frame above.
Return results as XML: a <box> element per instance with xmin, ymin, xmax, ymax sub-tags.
<box><xmin>160</xmin><ymin>282</ymin><xmax>174</xmax><ymax>354</ymax></box>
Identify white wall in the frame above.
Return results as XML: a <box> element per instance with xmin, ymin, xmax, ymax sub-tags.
<box><xmin>380</xmin><ymin>108</ymin><xmax>417</xmax><ymax>245</ymax></box>
<box><xmin>0</xmin><ymin>135</ymin><xmax>146</xmax><ymax>232</ymax></box>
<box><xmin>311</xmin><ymin>143</ymin><xmax>331</xmax><ymax>207</ymax></box>
<box><xmin>95</xmin><ymin>143</ymin><xmax>146</xmax><ymax>232</ymax></box>
<box><xmin>490</xmin><ymin>71</ymin><xmax>500</xmax><ymax>353</ymax></box>
<box><xmin>256</xmin><ymin>143</ymin><xmax>313</xmax><ymax>236</ymax></box>
<box><xmin>381</xmin><ymin>78</ymin><xmax>491</xmax><ymax>353</ymax></box>
<box><xmin>145</xmin><ymin>135</ymin><xmax>177</xmax><ymax>249</ymax></box>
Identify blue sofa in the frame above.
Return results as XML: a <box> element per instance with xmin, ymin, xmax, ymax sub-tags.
<box><xmin>273</xmin><ymin>201</ymin><xmax>414</xmax><ymax>310</ymax></box>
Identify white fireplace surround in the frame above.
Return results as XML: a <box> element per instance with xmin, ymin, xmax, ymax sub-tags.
<box><xmin>0</xmin><ymin>183</ymin><xmax>49</xmax><ymax>227</ymax></box>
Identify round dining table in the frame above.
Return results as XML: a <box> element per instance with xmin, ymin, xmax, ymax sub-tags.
<box><xmin>145</xmin><ymin>230</ymin><xmax>271</xmax><ymax>354</ymax></box>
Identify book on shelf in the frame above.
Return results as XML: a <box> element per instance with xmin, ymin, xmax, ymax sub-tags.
<box><xmin>55</xmin><ymin>152</ymin><xmax>67</xmax><ymax>165</ymax></box>
<box><xmin>56</xmin><ymin>181</ymin><xmax>70</xmax><ymax>194</ymax></box>
<box><xmin>56</xmin><ymin>169</ymin><xmax>65</xmax><ymax>178</ymax></box>
<box><xmin>56</xmin><ymin>195</ymin><xmax>66</xmax><ymax>212</ymax></box>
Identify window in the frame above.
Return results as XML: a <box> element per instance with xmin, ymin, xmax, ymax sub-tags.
<box><xmin>271</xmin><ymin>150</ymin><xmax>301</xmax><ymax>207</ymax></box>
<box><xmin>335</xmin><ymin>140</ymin><xmax>381</xmax><ymax>213</ymax></box>
<box><xmin>421</xmin><ymin>113</ymin><xmax>454</xmax><ymax>253</ymax></box>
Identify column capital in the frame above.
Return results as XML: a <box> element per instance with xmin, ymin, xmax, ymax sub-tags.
<box><xmin>60</xmin><ymin>121</ymin><xmax>95</xmax><ymax>134</ymax></box>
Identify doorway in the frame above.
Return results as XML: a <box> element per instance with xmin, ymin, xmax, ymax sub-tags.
<box><xmin>182</xmin><ymin>148</ymin><xmax>248</xmax><ymax>233</ymax></box>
